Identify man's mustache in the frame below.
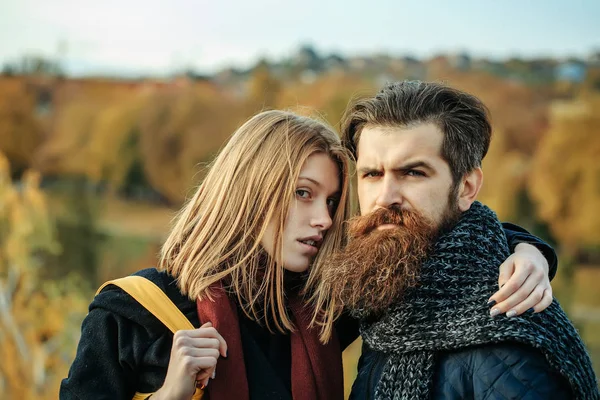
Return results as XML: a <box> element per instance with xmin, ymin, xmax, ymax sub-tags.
<box><xmin>316</xmin><ymin>204</ymin><xmax>437</xmax><ymax>320</ymax></box>
<box><xmin>349</xmin><ymin>205</ymin><xmax>422</xmax><ymax>238</ymax></box>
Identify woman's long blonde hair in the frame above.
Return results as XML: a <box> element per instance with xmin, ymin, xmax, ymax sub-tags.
<box><xmin>159</xmin><ymin>110</ymin><xmax>351</xmax><ymax>333</ymax></box>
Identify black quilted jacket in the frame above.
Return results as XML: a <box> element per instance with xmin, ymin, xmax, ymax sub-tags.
<box><xmin>350</xmin><ymin>341</ymin><xmax>573</xmax><ymax>399</ymax></box>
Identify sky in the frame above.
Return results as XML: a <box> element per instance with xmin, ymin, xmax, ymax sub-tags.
<box><xmin>1</xmin><ymin>0</ymin><xmax>598</xmax><ymax>76</ymax></box>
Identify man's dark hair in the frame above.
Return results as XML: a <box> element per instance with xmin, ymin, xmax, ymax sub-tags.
<box><xmin>341</xmin><ymin>81</ymin><xmax>492</xmax><ymax>183</ymax></box>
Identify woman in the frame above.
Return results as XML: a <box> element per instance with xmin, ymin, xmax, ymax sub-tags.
<box><xmin>60</xmin><ymin>110</ymin><xmax>556</xmax><ymax>400</ymax></box>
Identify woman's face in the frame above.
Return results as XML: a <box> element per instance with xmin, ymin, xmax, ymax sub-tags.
<box><xmin>261</xmin><ymin>152</ymin><xmax>341</xmax><ymax>273</ymax></box>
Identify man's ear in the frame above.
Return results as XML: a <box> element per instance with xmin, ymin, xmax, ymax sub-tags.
<box><xmin>457</xmin><ymin>167</ymin><xmax>483</xmax><ymax>212</ymax></box>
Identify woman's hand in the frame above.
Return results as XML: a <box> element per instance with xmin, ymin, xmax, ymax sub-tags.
<box><xmin>488</xmin><ymin>243</ymin><xmax>553</xmax><ymax>318</ymax></box>
<box><xmin>153</xmin><ymin>322</ymin><xmax>227</xmax><ymax>400</ymax></box>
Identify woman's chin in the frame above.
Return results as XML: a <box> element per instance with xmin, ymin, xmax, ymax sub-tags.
<box><xmin>282</xmin><ymin>261</ymin><xmax>310</xmax><ymax>274</ymax></box>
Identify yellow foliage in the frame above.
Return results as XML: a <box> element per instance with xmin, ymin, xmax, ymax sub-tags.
<box><xmin>0</xmin><ymin>152</ymin><xmax>87</xmax><ymax>399</ymax></box>
<box><xmin>248</xmin><ymin>62</ymin><xmax>281</xmax><ymax>110</ymax></box>
<box><xmin>342</xmin><ymin>338</ymin><xmax>363</xmax><ymax>399</ymax></box>
<box><xmin>36</xmin><ymin>88</ymin><xmax>147</xmax><ymax>186</ymax></box>
<box><xmin>0</xmin><ymin>78</ymin><xmax>44</xmax><ymax>173</ymax></box>
<box><xmin>35</xmin><ymin>101</ymin><xmax>98</xmax><ymax>177</ymax></box>
<box><xmin>479</xmin><ymin>129</ymin><xmax>530</xmax><ymax>219</ymax></box>
<box><xmin>430</xmin><ymin>71</ymin><xmax>548</xmax><ymax>155</ymax></box>
<box><xmin>139</xmin><ymin>86</ymin><xmax>247</xmax><ymax>203</ymax></box>
<box><xmin>279</xmin><ymin>74</ymin><xmax>374</xmax><ymax>127</ymax></box>
<box><xmin>529</xmin><ymin>96</ymin><xmax>600</xmax><ymax>248</ymax></box>
<box><xmin>85</xmin><ymin>97</ymin><xmax>148</xmax><ymax>186</ymax></box>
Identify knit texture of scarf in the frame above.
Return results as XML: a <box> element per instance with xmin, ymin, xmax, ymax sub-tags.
<box><xmin>360</xmin><ymin>201</ymin><xmax>599</xmax><ymax>400</ymax></box>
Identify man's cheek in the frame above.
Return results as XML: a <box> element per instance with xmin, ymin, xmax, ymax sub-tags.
<box><xmin>357</xmin><ymin>195</ymin><xmax>374</xmax><ymax>215</ymax></box>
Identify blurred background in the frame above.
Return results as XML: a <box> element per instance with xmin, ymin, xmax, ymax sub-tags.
<box><xmin>0</xmin><ymin>0</ymin><xmax>599</xmax><ymax>398</ymax></box>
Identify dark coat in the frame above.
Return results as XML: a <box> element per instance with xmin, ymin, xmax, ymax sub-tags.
<box><xmin>350</xmin><ymin>341</ymin><xmax>572</xmax><ymax>399</ymax></box>
<box><xmin>60</xmin><ymin>268</ymin><xmax>200</xmax><ymax>399</ymax></box>
<box><xmin>349</xmin><ymin>224</ymin><xmax>566</xmax><ymax>400</ymax></box>
<box><xmin>59</xmin><ymin>268</ymin><xmax>359</xmax><ymax>400</ymax></box>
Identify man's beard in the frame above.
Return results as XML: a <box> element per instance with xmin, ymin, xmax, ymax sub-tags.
<box><xmin>320</xmin><ymin>200</ymin><xmax>461</xmax><ymax>319</ymax></box>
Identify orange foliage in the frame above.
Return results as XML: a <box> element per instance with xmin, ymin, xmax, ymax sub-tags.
<box><xmin>0</xmin><ymin>152</ymin><xmax>87</xmax><ymax>399</ymax></box>
<box><xmin>278</xmin><ymin>73</ymin><xmax>374</xmax><ymax>127</ymax></box>
<box><xmin>35</xmin><ymin>81</ymin><xmax>145</xmax><ymax>182</ymax></box>
<box><xmin>248</xmin><ymin>61</ymin><xmax>282</xmax><ymax>111</ymax></box>
<box><xmin>0</xmin><ymin>78</ymin><xmax>44</xmax><ymax>175</ymax></box>
<box><xmin>529</xmin><ymin>95</ymin><xmax>600</xmax><ymax>249</ymax></box>
<box><xmin>138</xmin><ymin>85</ymin><xmax>248</xmax><ymax>203</ymax></box>
<box><xmin>426</xmin><ymin>71</ymin><xmax>551</xmax><ymax>220</ymax></box>
<box><xmin>1</xmin><ymin>61</ymin><xmax>599</xmax><ymax>398</ymax></box>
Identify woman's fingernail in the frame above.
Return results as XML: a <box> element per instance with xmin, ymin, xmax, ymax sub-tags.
<box><xmin>487</xmin><ymin>300</ymin><xmax>497</xmax><ymax>308</ymax></box>
<box><xmin>211</xmin><ymin>370</ymin><xmax>216</xmax><ymax>380</ymax></box>
<box><xmin>490</xmin><ymin>308</ymin><xmax>501</xmax><ymax>317</ymax></box>
<box><xmin>225</xmin><ymin>350</ymin><xmax>228</xmax><ymax>358</ymax></box>
<box><xmin>506</xmin><ymin>309</ymin><xmax>517</xmax><ymax>318</ymax></box>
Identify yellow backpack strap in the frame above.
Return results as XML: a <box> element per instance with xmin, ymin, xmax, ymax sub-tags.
<box><xmin>97</xmin><ymin>276</ymin><xmax>204</xmax><ymax>400</ymax></box>
<box><xmin>131</xmin><ymin>391</ymin><xmax>203</xmax><ymax>400</ymax></box>
<box><xmin>97</xmin><ymin>275</ymin><xmax>195</xmax><ymax>333</ymax></box>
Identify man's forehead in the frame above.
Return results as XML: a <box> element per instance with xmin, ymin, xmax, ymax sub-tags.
<box><xmin>356</xmin><ymin>123</ymin><xmax>444</xmax><ymax>164</ymax></box>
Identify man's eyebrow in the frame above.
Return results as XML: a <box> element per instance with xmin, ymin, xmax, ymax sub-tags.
<box><xmin>357</xmin><ymin>161</ymin><xmax>435</xmax><ymax>175</ymax></box>
<box><xmin>356</xmin><ymin>166</ymin><xmax>379</xmax><ymax>175</ymax></box>
<box><xmin>395</xmin><ymin>161</ymin><xmax>435</xmax><ymax>173</ymax></box>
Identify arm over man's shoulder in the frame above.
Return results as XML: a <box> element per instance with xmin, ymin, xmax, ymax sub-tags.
<box><xmin>502</xmin><ymin>222</ymin><xmax>558</xmax><ymax>280</ymax></box>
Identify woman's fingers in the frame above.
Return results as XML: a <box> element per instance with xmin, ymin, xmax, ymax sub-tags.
<box><xmin>490</xmin><ymin>275</ymin><xmax>538</xmax><ymax>316</ymax></box>
<box><xmin>533</xmin><ymin>288</ymin><xmax>553</xmax><ymax>313</ymax></box>
<box><xmin>189</xmin><ymin>322</ymin><xmax>228</xmax><ymax>357</ymax></box>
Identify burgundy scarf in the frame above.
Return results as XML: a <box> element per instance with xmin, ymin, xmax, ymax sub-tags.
<box><xmin>196</xmin><ymin>285</ymin><xmax>343</xmax><ymax>400</ymax></box>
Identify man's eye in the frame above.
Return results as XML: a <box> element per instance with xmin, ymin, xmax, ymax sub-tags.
<box><xmin>363</xmin><ymin>171</ymin><xmax>381</xmax><ymax>178</ymax></box>
<box><xmin>407</xmin><ymin>170</ymin><xmax>426</xmax><ymax>177</ymax></box>
<box><xmin>296</xmin><ymin>189</ymin><xmax>311</xmax><ymax>199</ymax></box>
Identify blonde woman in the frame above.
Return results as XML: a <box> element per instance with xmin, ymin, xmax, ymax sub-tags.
<box><xmin>60</xmin><ymin>110</ymin><xmax>557</xmax><ymax>400</ymax></box>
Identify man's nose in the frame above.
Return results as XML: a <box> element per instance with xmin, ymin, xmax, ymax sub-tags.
<box><xmin>374</xmin><ymin>176</ymin><xmax>402</xmax><ymax>209</ymax></box>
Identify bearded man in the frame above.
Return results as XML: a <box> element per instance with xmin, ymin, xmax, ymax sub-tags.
<box><xmin>317</xmin><ymin>81</ymin><xmax>598</xmax><ymax>400</ymax></box>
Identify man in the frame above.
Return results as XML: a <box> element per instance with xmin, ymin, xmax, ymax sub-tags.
<box><xmin>318</xmin><ymin>81</ymin><xmax>598</xmax><ymax>399</ymax></box>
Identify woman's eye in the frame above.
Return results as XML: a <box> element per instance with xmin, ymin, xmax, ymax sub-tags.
<box><xmin>296</xmin><ymin>189</ymin><xmax>311</xmax><ymax>199</ymax></box>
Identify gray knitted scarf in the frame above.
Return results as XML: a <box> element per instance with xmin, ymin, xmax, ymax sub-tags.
<box><xmin>360</xmin><ymin>201</ymin><xmax>599</xmax><ymax>400</ymax></box>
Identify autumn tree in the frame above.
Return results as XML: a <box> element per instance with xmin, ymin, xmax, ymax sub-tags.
<box><xmin>529</xmin><ymin>96</ymin><xmax>600</xmax><ymax>249</ymax></box>
<box><xmin>247</xmin><ymin>60</ymin><xmax>282</xmax><ymax>111</ymax></box>
<box><xmin>528</xmin><ymin>95</ymin><xmax>600</xmax><ymax>309</ymax></box>
<box><xmin>34</xmin><ymin>83</ymin><xmax>145</xmax><ymax>191</ymax></box>
<box><xmin>278</xmin><ymin>73</ymin><xmax>374</xmax><ymax>128</ymax></box>
<box><xmin>139</xmin><ymin>84</ymin><xmax>247</xmax><ymax>204</ymax></box>
<box><xmin>0</xmin><ymin>152</ymin><xmax>87</xmax><ymax>399</ymax></box>
<box><xmin>0</xmin><ymin>78</ymin><xmax>44</xmax><ymax>178</ymax></box>
<box><xmin>478</xmin><ymin>127</ymin><xmax>531</xmax><ymax>220</ymax></box>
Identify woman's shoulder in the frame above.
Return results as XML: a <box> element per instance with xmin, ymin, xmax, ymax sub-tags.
<box><xmin>92</xmin><ymin>267</ymin><xmax>198</xmax><ymax>331</ymax></box>
<box><xmin>94</xmin><ymin>267</ymin><xmax>174</xmax><ymax>306</ymax></box>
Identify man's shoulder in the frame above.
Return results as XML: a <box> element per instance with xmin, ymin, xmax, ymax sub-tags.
<box><xmin>434</xmin><ymin>342</ymin><xmax>572</xmax><ymax>399</ymax></box>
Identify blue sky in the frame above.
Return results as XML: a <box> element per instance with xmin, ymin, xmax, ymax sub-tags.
<box><xmin>1</xmin><ymin>0</ymin><xmax>598</xmax><ymax>76</ymax></box>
